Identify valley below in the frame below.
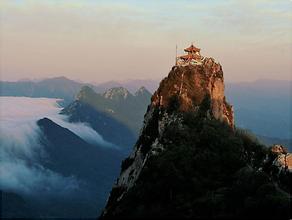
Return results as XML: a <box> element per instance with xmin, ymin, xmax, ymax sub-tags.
<box><xmin>0</xmin><ymin>97</ymin><xmax>128</xmax><ymax>218</ymax></box>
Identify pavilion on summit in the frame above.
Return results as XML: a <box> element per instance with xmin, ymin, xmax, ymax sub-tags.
<box><xmin>176</xmin><ymin>44</ymin><xmax>203</xmax><ymax>66</ymax></box>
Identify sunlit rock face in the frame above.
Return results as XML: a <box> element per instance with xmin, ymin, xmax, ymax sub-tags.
<box><xmin>151</xmin><ymin>58</ymin><xmax>234</xmax><ymax>127</ymax></box>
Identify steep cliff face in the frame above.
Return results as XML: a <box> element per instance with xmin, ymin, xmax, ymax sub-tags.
<box><xmin>152</xmin><ymin>58</ymin><xmax>234</xmax><ymax>127</ymax></box>
<box><xmin>108</xmin><ymin>57</ymin><xmax>234</xmax><ymax>191</ymax></box>
<box><xmin>100</xmin><ymin>57</ymin><xmax>290</xmax><ymax>219</ymax></box>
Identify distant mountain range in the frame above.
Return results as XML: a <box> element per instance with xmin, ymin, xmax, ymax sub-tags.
<box><xmin>0</xmin><ymin>77</ymin><xmax>158</xmax><ymax>106</ymax></box>
<box><xmin>1</xmin><ymin>77</ymin><xmax>290</xmax><ymax>141</ymax></box>
<box><xmin>0</xmin><ymin>77</ymin><xmax>86</xmax><ymax>106</ymax></box>
<box><xmin>61</xmin><ymin>86</ymin><xmax>152</xmax><ymax>151</ymax></box>
<box><xmin>94</xmin><ymin>79</ymin><xmax>160</xmax><ymax>94</ymax></box>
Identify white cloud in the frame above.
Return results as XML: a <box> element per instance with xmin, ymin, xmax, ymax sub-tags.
<box><xmin>0</xmin><ymin>96</ymin><xmax>115</xmax><ymax>195</ymax></box>
<box><xmin>0</xmin><ymin>96</ymin><xmax>115</xmax><ymax>147</ymax></box>
<box><xmin>0</xmin><ymin>159</ymin><xmax>79</xmax><ymax>196</ymax></box>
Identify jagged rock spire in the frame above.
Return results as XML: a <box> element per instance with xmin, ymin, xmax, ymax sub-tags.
<box><xmin>152</xmin><ymin>57</ymin><xmax>234</xmax><ymax>127</ymax></box>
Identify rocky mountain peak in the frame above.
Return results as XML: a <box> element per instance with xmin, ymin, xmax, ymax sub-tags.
<box><xmin>134</xmin><ymin>86</ymin><xmax>151</xmax><ymax>97</ymax></box>
<box><xmin>152</xmin><ymin>57</ymin><xmax>234</xmax><ymax>127</ymax></box>
<box><xmin>101</xmin><ymin>53</ymin><xmax>238</xmax><ymax>218</ymax></box>
<box><xmin>108</xmin><ymin>56</ymin><xmax>234</xmax><ymax>193</ymax></box>
<box><xmin>76</xmin><ymin>85</ymin><xmax>96</xmax><ymax>101</ymax></box>
<box><xmin>103</xmin><ymin>87</ymin><xmax>131</xmax><ymax>100</ymax></box>
<box><xmin>100</xmin><ymin>50</ymin><xmax>290</xmax><ymax>219</ymax></box>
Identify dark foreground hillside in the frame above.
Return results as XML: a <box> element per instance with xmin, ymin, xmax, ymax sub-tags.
<box><xmin>102</xmin><ymin>109</ymin><xmax>291</xmax><ymax>219</ymax></box>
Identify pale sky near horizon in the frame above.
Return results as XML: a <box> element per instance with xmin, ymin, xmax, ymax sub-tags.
<box><xmin>0</xmin><ymin>0</ymin><xmax>291</xmax><ymax>83</ymax></box>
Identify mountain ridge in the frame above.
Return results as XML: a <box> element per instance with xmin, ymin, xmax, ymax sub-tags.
<box><xmin>61</xmin><ymin>85</ymin><xmax>152</xmax><ymax>149</ymax></box>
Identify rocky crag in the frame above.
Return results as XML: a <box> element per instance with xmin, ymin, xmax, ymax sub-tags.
<box><xmin>100</xmin><ymin>51</ymin><xmax>290</xmax><ymax>219</ymax></box>
<box><xmin>152</xmin><ymin>58</ymin><xmax>234</xmax><ymax>127</ymax></box>
<box><xmin>112</xmin><ymin>57</ymin><xmax>234</xmax><ymax>191</ymax></box>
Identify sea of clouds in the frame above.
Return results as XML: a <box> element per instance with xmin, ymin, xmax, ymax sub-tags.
<box><xmin>0</xmin><ymin>96</ymin><xmax>115</xmax><ymax>196</ymax></box>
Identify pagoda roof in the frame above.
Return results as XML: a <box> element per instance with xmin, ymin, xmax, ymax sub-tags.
<box><xmin>184</xmin><ymin>44</ymin><xmax>200</xmax><ymax>53</ymax></box>
<box><xmin>179</xmin><ymin>53</ymin><xmax>201</xmax><ymax>60</ymax></box>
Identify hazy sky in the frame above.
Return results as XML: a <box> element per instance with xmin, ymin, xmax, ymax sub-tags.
<box><xmin>0</xmin><ymin>0</ymin><xmax>291</xmax><ymax>83</ymax></box>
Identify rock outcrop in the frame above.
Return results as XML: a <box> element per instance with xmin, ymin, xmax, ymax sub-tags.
<box><xmin>103</xmin><ymin>87</ymin><xmax>131</xmax><ymax>100</ymax></box>
<box><xmin>100</xmin><ymin>52</ymin><xmax>290</xmax><ymax>219</ymax></box>
<box><xmin>152</xmin><ymin>58</ymin><xmax>234</xmax><ymax>127</ymax></box>
<box><xmin>103</xmin><ymin>56</ymin><xmax>235</xmax><ymax>197</ymax></box>
<box><xmin>266</xmin><ymin>144</ymin><xmax>292</xmax><ymax>172</ymax></box>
